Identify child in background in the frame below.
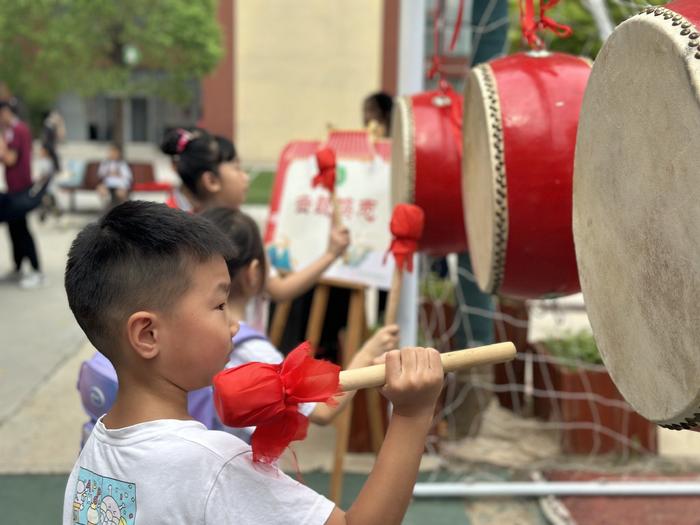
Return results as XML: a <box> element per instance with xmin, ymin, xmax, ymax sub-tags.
<box><xmin>63</xmin><ymin>201</ymin><xmax>444</xmax><ymax>525</ymax></box>
<box><xmin>362</xmin><ymin>91</ymin><xmax>393</xmax><ymax>139</ymax></box>
<box><xmin>96</xmin><ymin>143</ymin><xmax>132</xmax><ymax>209</ymax></box>
<box><xmin>160</xmin><ymin>128</ymin><xmax>350</xmax><ymax>323</ymax></box>
<box><xmin>201</xmin><ymin>206</ymin><xmax>399</xmax><ymax>441</ymax></box>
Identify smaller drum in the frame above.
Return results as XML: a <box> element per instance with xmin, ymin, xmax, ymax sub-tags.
<box><xmin>463</xmin><ymin>51</ymin><xmax>591</xmax><ymax>298</ymax></box>
<box><xmin>574</xmin><ymin>0</ymin><xmax>700</xmax><ymax>429</ymax></box>
<box><xmin>391</xmin><ymin>86</ymin><xmax>467</xmax><ymax>256</ymax></box>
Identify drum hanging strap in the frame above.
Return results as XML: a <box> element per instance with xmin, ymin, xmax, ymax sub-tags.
<box><xmin>427</xmin><ymin>0</ymin><xmax>465</xmax><ymax>80</ymax></box>
<box><xmin>519</xmin><ymin>0</ymin><xmax>573</xmax><ymax>50</ymax></box>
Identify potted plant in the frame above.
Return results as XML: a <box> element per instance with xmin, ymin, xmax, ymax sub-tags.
<box><xmin>532</xmin><ymin>331</ymin><xmax>657</xmax><ymax>455</ymax></box>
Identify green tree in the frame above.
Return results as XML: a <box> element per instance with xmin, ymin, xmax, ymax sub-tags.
<box><xmin>0</xmin><ymin>0</ymin><xmax>222</xmax><ymax>140</ymax></box>
<box><xmin>506</xmin><ymin>0</ymin><xmax>666</xmax><ymax>59</ymax></box>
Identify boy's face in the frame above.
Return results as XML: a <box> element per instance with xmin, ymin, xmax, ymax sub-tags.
<box><xmin>158</xmin><ymin>256</ymin><xmax>238</xmax><ymax>391</ymax></box>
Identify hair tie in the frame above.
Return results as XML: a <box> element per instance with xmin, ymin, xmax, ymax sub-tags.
<box><xmin>176</xmin><ymin>129</ymin><xmax>192</xmax><ymax>154</ymax></box>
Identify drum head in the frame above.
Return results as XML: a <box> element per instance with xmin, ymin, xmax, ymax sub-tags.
<box><xmin>463</xmin><ymin>64</ymin><xmax>505</xmax><ymax>294</ymax></box>
<box><xmin>390</xmin><ymin>96</ymin><xmax>413</xmax><ymax>210</ymax></box>
<box><xmin>574</xmin><ymin>10</ymin><xmax>700</xmax><ymax>427</ymax></box>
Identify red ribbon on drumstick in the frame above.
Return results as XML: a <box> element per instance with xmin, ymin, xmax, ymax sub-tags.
<box><xmin>214</xmin><ymin>342</ymin><xmax>340</xmax><ymax>463</ymax></box>
<box><xmin>312</xmin><ymin>147</ymin><xmax>342</xmax><ymax>227</ymax></box>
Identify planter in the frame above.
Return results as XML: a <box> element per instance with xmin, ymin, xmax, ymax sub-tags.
<box><xmin>532</xmin><ymin>342</ymin><xmax>657</xmax><ymax>455</ymax></box>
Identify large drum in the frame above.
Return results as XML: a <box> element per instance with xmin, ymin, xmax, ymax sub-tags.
<box><xmin>391</xmin><ymin>86</ymin><xmax>466</xmax><ymax>256</ymax></box>
<box><xmin>463</xmin><ymin>52</ymin><xmax>591</xmax><ymax>298</ymax></box>
<box><xmin>574</xmin><ymin>0</ymin><xmax>700</xmax><ymax>429</ymax></box>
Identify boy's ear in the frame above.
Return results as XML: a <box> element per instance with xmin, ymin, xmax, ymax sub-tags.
<box><xmin>200</xmin><ymin>171</ymin><xmax>221</xmax><ymax>194</ymax></box>
<box><xmin>126</xmin><ymin>311</ymin><xmax>161</xmax><ymax>360</ymax></box>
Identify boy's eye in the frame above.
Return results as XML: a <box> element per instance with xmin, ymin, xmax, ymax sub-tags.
<box><xmin>217</xmin><ymin>303</ymin><xmax>226</xmax><ymax>311</ymax></box>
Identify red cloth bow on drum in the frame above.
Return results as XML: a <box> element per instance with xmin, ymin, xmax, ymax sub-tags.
<box><xmin>213</xmin><ymin>342</ymin><xmax>340</xmax><ymax>463</ymax></box>
<box><xmin>311</xmin><ymin>147</ymin><xmax>337</xmax><ymax>193</ymax></box>
<box><xmin>385</xmin><ymin>204</ymin><xmax>425</xmax><ymax>272</ymax></box>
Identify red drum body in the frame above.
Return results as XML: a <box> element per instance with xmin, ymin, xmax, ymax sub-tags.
<box><xmin>463</xmin><ymin>52</ymin><xmax>591</xmax><ymax>299</ymax></box>
<box><xmin>391</xmin><ymin>87</ymin><xmax>467</xmax><ymax>256</ymax></box>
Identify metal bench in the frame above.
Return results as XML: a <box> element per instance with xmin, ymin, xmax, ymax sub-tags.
<box><xmin>59</xmin><ymin>161</ymin><xmax>172</xmax><ymax>212</ymax></box>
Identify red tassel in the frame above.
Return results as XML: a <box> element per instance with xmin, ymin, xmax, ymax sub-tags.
<box><xmin>384</xmin><ymin>204</ymin><xmax>425</xmax><ymax>272</ymax></box>
<box><xmin>520</xmin><ymin>0</ymin><xmax>572</xmax><ymax>50</ymax></box>
<box><xmin>311</xmin><ymin>147</ymin><xmax>337</xmax><ymax>193</ymax></box>
<box><xmin>213</xmin><ymin>342</ymin><xmax>341</xmax><ymax>463</ymax></box>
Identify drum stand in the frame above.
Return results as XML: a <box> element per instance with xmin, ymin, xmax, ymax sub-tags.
<box><xmin>270</xmin><ymin>278</ymin><xmax>385</xmax><ymax>504</ymax></box>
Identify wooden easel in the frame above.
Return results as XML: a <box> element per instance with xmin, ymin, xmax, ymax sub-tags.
<box><xmin>269</xmin><ymin>277</ymin><xmax>385</xmax><ymax>504</ymax></box>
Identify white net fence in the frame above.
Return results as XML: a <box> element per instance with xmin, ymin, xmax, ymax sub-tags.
<box><xmin>416</xmin><ymin>0</ymin><xmax>700</xmax><ymax>489</ymax></box>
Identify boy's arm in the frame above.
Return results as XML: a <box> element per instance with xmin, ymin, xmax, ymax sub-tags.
<box><xmin>325</xmin><ymin>347</ymin><xmax>444</xmax><ymax>525</ymax></box>
<box><xmin>266</xmin><ymin>225</ymin><xmax>350</xmax><ymax>302</ymax></box>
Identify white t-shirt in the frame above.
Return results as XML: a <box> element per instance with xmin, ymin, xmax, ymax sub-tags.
<box><xmin>63</xmin><ymin>418</ymin><xmax>335</xmax><ymax>525</ymax></box>
<box><xmin>225</xmin><ymin>326</ymin><xmax>316</xmax><ymax>442</ymax></box>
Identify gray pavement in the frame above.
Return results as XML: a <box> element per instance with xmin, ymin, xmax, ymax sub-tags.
<box><xmin>0</xmin><ymin>214</ymin><xmax>91</xmax><ymax>424</ymax></box>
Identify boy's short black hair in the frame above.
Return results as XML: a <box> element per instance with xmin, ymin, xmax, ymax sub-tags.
<box><xmin>65</xmin><ymin>201</ymin><xmax>234</xmax><ymax>360</ymax></box>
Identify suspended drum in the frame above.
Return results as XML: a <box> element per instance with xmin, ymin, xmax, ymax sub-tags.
<box><xmin>391</xmin><ymin>86</ymin><xmax>467</xmax><ymax>256</ymax></box>
<box><xmin>462</xmin><ymin>52</ymin><xmax>591</xmax><ymax>298</ymax></box>
<box><xmin>573</xmin><ymin>0</ymin><xmax>700</xmax><ymax>429</ymax></box>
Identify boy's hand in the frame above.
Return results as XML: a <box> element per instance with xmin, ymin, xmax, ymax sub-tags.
<box><xmin>361</xmin><ymin>324</ymin><xmax>399</xmax><ymax>361</ymax></box>
<box><xmin>381</xmin><ymin>347</ymin><xmax>444</xmax><ymax>418</ymax></box>
<box><xmin>327</xmin><ymin>225</ymin><xmax>350</xmax><ymax>258</ymax></box>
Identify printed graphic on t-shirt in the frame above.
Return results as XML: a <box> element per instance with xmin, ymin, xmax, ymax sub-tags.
<box><xmin>71</xmin><ymin>467</ymin><xmax>136</xmax><ymax>525</ymax></box>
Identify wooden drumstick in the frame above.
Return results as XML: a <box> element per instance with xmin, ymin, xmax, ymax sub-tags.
<box><xmin>330</xmin><ymin>193</ymin><xmax>342</xmax><ymax>229</ymax></box>
<box><xmin>385</xmin><ymin>204</ymin><xmax>425</xmax><ymax>325</ymax></box>
<box><xmin>213</xmin><ymin>339</ymin><xmax>515</xmax><ymax>463</ymax></box>
<box><xmin>339</xmin><ymin>342</ymin><xmax>516</xmax><ymax>391</ymax></box>
<box><xmin>385</xmin><ymin>269</ymin><xmax>403</xmax><ymax>326</ymax></box>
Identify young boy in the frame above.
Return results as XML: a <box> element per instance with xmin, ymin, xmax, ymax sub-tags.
<box><xmin>63</xmin><ymin>201</ymin><xmax>444</xmax><ymax>525</ymax></box>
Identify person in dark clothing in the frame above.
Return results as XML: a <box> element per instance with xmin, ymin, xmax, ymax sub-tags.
<box><xmin>0</xmin><ymin>98</ymin><xmax>43</xmax><ymax>288</ymax></box>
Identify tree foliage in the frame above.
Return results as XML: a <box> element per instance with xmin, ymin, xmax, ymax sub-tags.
<box><xmin>0</xmin><ymin>0</ymin><xmax>222</xmax><ymax>111</ymax></box>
